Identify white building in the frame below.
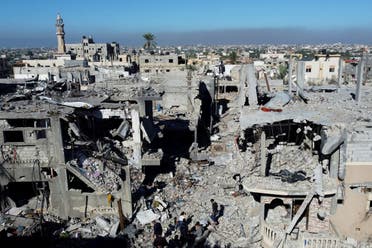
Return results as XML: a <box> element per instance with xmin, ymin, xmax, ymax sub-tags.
<box><xmin>13</xmin><ymin>55</ymin><xmax>88</xmax><ymax>80</ymax></box>
<box><xmin>66</xmin><ymin>36</ymin><xmax>120</xmax><ymax>62</ymax></box>
<box><xmin>303</xmin><ymin>54</ymin><xmax>341</xmax><ymax>85</ymax></box>
<box><xmin>259</xmin><ymin>53</ymin><xmax>286</xmax><ymax>60</ymax></box>
<box><xmin>139</xmin><ymin>53</ymin><xmax>186</xmax><ymax>74</ymax></box>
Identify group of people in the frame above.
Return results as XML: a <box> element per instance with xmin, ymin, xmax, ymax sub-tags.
<box><xmin>152</xmin><ymin>199</ymin><xmax>223</xmax><ymax>248</ymax></box>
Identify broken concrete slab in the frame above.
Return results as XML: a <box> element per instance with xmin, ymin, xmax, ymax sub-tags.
<box><xmin>136</xmin><ymin>209</ymin><xmax>160</xmax><ymax>225</ymax></box>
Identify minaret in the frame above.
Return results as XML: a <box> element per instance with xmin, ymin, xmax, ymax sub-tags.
<box><xmin>56</xmin><ymin>13</ymin><xmax>66</xmax><ymax>54</ymax></box>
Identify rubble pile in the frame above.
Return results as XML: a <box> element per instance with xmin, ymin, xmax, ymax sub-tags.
<box><xmin>126</xmin><ymin>103</ymin><xmax>262</xmax><ymax>247</ymax></box>
<box><xmin>130</xmin><ymin>167</ymin><xmax>146</xmax><ymax>193</ymax></box>
<box><xmin>57</xmin><ymin>215</ymin><xmax>121</xmax><ymax>238</ymax></box>
<box><xmin>1</xmin><ymin>208</ymin><xmax>125</xmax><ymax>240</ymax></box>
<box><xmin>69</xmin><ymin>157</ymin><xmax>122</xmax><ymax>193</ymax></box>
<box><xmin>130</xmin><ymin>160</ymin><xmax>262</xmax><ymax>247</ymax></box>
<box><xmin>269</xmin><ymin>145</ymin><xmax>318</xmax><ymax>177</ymax></box>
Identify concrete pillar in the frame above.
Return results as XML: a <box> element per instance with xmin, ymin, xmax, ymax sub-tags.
<box><xmin>118</xmin><ymin>166</ymin><xmax>133</xmax><ymax>217</ymax></box>
<box><xmin>330</xmin><ymin>149</ymin><xmax>340</xmax><ymax>178</ymax></box>
<box><xmin>187</xmin><ymin>72</ymin><xmax>194</xmax><ymax>113</ymax></box>
<box><xmin>194</xmin><ymin>118</ymin><xmax>198</xmax><ymax>144</ymax></box>
<box><xmin>338</xmin><ymin>144</ymin><xmax>346</xmax><ymax>181</ymax></box>
<box><xmin>296</xmin><ymin>61</ymin><xmax>305</xmax><ymax>95</ymax></box>
<box><xmin>238</xmin><ymin>65</ymin><xmax>247</xmax><ymax>109</ymax></box>
<box><xmin>260</xmin><ymin>202</ymin><xmax>265</xmax><ymax>240</ymax></box>
<box><xmin>247</xmin><ymin>64</ymin><xmax>258</xmax><ymax>106</ymax></box>
<box><xmin>79</xmin><ymin>72</ymin><xmax>83</xmax><ymax>84</ymax></box>
<box><xmin>131</xmin><ymin>109</ymin><xmax>142</xmax><ymax>168</ymax></box>
<box><xmin>138</xmin><ymin>101</ymin><xmax>146</xmax><ymax>117</ymax></box>
<box><xmin>260</xmin><ymin>131</ymin><xmax>267</xmax><ymax>177</ymax></box>
<box><xmin>49</xmin><ymin>117</ymin><xmax>65</xmax><ymax>164</ymax></box>
<box><xmin>337</xmin><ymin>57</ymin><xmax>343</xmax><ymax>90</ymax></box>
<box><xmin>330</xmin><ymin>194</ymin><xmax>338</xmax><ymax>215</ymax></box>
<box><xmin>48</xmin><ymin>116</ymin><xmax>69</xmax><ymax>218</ymax></box>
<box><xmin>288</xmin><ymin>57</ymin><xmax>293</xmax><ymax>95</ymax></box>
<box><xmin>355</xmin><ymin>54</ymin><xmax>365</xmax><ymax>104</ymax></box>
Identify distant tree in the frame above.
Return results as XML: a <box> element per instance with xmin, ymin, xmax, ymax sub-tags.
<box><xmin>186</xmin><ymin>51</ymin><xmax>197</xmax><ymax>59</ymax></box>
<box><xmin>278</xmin><ymin>64</ymin><xmax>288</xmax><ymax>79</ymax></box>
<box><xmin>249</xmin><ymin>49</ymin><xmax>260</xmax><ymax>59</ymax></box>
<box><xmin>186</xmin><ymin>64</ymin><xmax>197</xmax><ymax>71</ymax></box>
<box><xmin>229</xmin><ymin>51</ymin><xmax>238</xmax><ymax>64</ymax></box>
<box><xmin>143</xmin><ymin>33</ymin><xmax>157</xmax><ymax>50</ymax></box>
<box><xmin>26</xmin><ymin>50</ymin><xmax>33</xmax><ymax>57</ymax></box>
<box><xmin>296</xmin><ymin>49</ymin><xmax>315</xmax><ymax>60</ymax></box>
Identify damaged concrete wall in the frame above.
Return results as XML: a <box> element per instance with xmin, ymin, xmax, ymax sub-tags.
<box><xmin>329</xmin><ymin>127</ymin><xmax>372</xmax><ymax>241</ymax></box>
<box><xmin>307</xmin><ymin>196</ymin><xmax>332</xmax><ymax>233</ymax></box>
<box><xmin>0</xmin><ymin>118</ymin><xmax>54</xmax><ymax>183</ymax></box>
<box><xmin>238</xmin><ymin>64</ymin><xmax>258</xmax><ymax>107</ymax></box>
<box><xmin>157</xmin><ymin>71</ymin><xmax>200</xmax><ymax>112</ymax></box>
<box><xmin>0</xmin><ymin>105</ymin><xmax>139</xmax><ymax>219</ymax></box>
<box><xmin>331</xmin><ymin>186</ymin><xmax>372</xmax><ymax>241</ymax></box>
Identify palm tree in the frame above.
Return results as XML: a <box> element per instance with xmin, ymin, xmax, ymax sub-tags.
<box><xmin>143</xmin><ymin>33</ymin><xmax>156</xmax><ymax>50</ymax></box>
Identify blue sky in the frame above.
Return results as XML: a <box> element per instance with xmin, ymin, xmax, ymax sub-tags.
<box><xmin>1</xmin><ymin>0</ymin><xmax>372</xmax><ymax>47</ymax></box>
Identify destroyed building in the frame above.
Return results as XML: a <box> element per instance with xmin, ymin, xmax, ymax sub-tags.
<box><xmin>344</xmin><ymin>54</ymin><xmax>372</xmax><ymax>85</ymax></box>
<box><xmin>0</xmin><ymin>84</ymin><xmax>167</xmax><ymax>219</ymax></box>
<box><xmin>236</xmin><ymin>59</ymin><xmax>372</xmax><ymax>247</ymax></box>
<box><xmin>13</xmin><ymin>57</ymin><xmax>90</xmax><ymax>82</ymax></box>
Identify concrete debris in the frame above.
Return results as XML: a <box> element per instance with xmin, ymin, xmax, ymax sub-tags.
<box><xmin>141</xmin><ymin>117</ymin><xmax>159</xmax><ymax>143</ymax></box>
<box><xmin>95</xmin><ymin>216</ymin><xmax>112</xmax><ymax>233</ymax></box>
<box><xmin>210</xmin><ymin>134</ymin><xmax>221</xmax><ymax>141</ymax></box>
<box><xmin>110</xmin><ymin>120</ymin><xmax>130</xmax><ymax>139</ymax></box>
<box><xmin>6</xmin><ymin>207</ymin><xmax>25</xmax><ymax>216</ymax></box>
<box><xmin>65</xmin><ymin>223</ymin><xmax>81</xmax><ymax>232</ymax></box>
<box><xmin>262</xmin><ymin>92</ymin><xmax>291</xmax><ymax>111</ymax></box>
<box><xmin>38</xmin><ymin>96</ymin><xmax>95</xmax><ymax>109</ymax></box>
<box><xmin>69</xmin><ymin>155</ymin><xmax>122</xmax><ymax>193</ymax></box>
<box><xmin>313</xmin><ymin>164</ymin><xmax>324</xmax><ymax>198</ymax></box>
<box><xmin>321</xmin><ymin>125</ymin><xmax>346</xmax><ymax>155</ymax></box>
<box><xmin>136</xmin><ymin>210</ymin><xmax>160</xmax><ymax>225</ymax></box>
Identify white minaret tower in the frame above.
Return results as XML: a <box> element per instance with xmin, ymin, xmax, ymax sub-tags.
<box><xmin>56</xmin><ymin>13</ymin><xmax>66</xmax><ymax>54</ymax></box>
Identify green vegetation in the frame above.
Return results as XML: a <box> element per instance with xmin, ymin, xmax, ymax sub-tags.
<box><xmin>228</xmin><ymin>51</ymin><xmax>238</xmax><ymax>64</ymax></box>
<box><xmin>278</xmin><ymin>64</ymin><xmax>288</xmax><ymax>79</ymax></box>
<box><xmin>296</xmin><ymin>49</ymin><xmax>315</xmax><ymax>60</ymax></box>
<box><xmin>143</xmin><ymin>33</ymin><xmax>157</xmax><ymax>50</ymax></box>
<box><xmin>186</xmin><ymin>51</ymin><xmax>197</xmax><ymax>59</ymax></box>
<box><xmin>186</xmin><ymin>64</ymin><xmax>197</xmax><ymax>71</ymax></box>
<box><xmin>249</xmin><ymin>49</ymin><xmax>260</xmax><ymax>59</ymax></box>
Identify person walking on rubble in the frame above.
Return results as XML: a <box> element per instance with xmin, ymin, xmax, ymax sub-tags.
<box><xmin>176</xmin><ymin>212</ymin><xmax>187</xmax><ymax>229</ymax></box>
<box><xmin>152</xmin><ymin>220</ymin><xmax>163</xmax><ymax>239</ymax></box>
<box><xmin>210</xmin><ymin>199</ymin><xmax>220</xmax><ymax>224</ymax></box>
<box><xmin>152</xmin><ymin>220</ymin><xmax>168</xmax><ymax>247</ymax></box>
<box><xmin>176</xmin><ymin>212</ymin><xmax>191</xmax><ymax>246</ymax></box>
<box><xmin>153</xmin><ymin>235</ymin><xmax>168</xmax><ymax>248</ymax></box>
<box><xmin>191</xmin><ymin>222</ymin><xmax>214</xmax><ymax>248</ymax></box>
